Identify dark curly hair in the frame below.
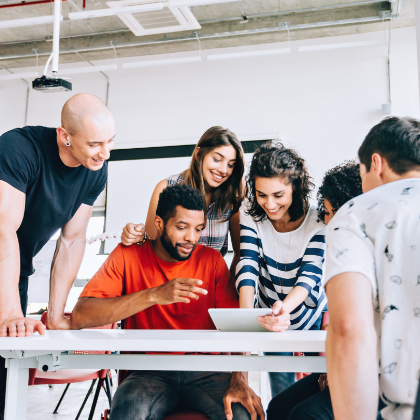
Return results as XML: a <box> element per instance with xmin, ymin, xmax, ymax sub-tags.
<box><xmin>246</xmin><ymin>142</ymin><xmax>314</xmax><ymax>223</ymax></box>
<box><xmin>156</xmin><ymin>184</ymin><xmax>205</xmax><ymax>223</ymax></box>
<box><xmin>316</xmin><ymin>160</ymin><xmax>363</xmax><ymax>223</ymax></box>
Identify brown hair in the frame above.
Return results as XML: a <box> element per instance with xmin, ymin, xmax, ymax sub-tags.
<box><xmin>247</xmin><ymin>141</ymin><xmax>314</xmax><ymax>222</ymax></box>
<box><xmin>182</xmin><ymin>126</ymin><xmax>247</xmax><ymax>219</ymax></box>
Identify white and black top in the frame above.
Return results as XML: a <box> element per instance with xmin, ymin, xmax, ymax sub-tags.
<box><xmin>324</xmin><ymin>178</ymin><xmax>420</xmax><ymax>420</ymax></box>
<box><xmin>236</xmin><ymin>204</ymin><xmax>327</xmax><ymax>330</ymax></box>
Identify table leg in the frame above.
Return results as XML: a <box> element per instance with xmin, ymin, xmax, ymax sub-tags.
<box><xmin>4</xmin><ymin>358</ymin><xmax>29</xmax><ymax>420</ymax></box>
<box><xmin>258</xmin><ymin>352</ymin><xmax>268</xmax><ymax>410</ymax></box>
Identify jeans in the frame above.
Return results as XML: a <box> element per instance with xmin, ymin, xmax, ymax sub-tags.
<box><xmin>110</xmin><ymin>370</ymin><xmax>255</xmax><ymax>420</ymax></box>
<box><xmin>0</xmin><ymin>276</ymin><xmax>29</xmax><ymax>420</ymax></box>
<box><xmin>265</xmin><ymin>315</ymin><xmax>324</xmax><ymax>398</ymax></box>
<box><xmin>267</xmin><ymin>373</ymin><xmax>387</xmax><ymax>420</ymax></box>
<box><xmin>267</xmin><ymin>373</ymin><xmax>332</xmax><ymax>420</ymax></box>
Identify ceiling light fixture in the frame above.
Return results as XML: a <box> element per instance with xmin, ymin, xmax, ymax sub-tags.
<box><xmin>0</xmin><ymin>14</ymin><xmax>61</xmax><ymax>29</ymax></box>
<box><xmin>69</xmin><ymin>2</ymin><xmax>163</xmax><ymax>20</ymax></box>
<box><xmin>207</xmin><ymin>48</ymin><xmax>291</xmax><ymax>61</ymax></box>
<box><xmin>58</xmin><ymin>64</ymin><xmax>118</xmax><ymax>75</ymax></box>
<box><xmin>169</xmin><ymin>0</ymin><xmax>237</xmax><ymax>6</ymax></box>
<box><xmin>0</xmin><ymin>71</ymin><xmax>39</xmax><ymax>81</ymax></box>
<box><xmin>298</xmin><ymin>39</ymin><xmax>386</xmax><ymax>52</ymax></box>
<box><xmin>123</xmin><ymin>55</ymin><xmax>201</xmax><ymax>69</ymax></box>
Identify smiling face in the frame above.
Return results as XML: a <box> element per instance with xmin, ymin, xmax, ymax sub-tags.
<box><xmin>158</xmin><ymin>206</ymin><xmax>205</xmax><ymax>261</ymax></box>
<box><xmin>201</xmin><ymin>145</ymin><xmax>236</xmax><ymax>189</ymax></box>
<box><xmin>254</xmin><ymin>176</ymin><xmax>294</xmax><ymax>222</ymax></box>
<box><xmin>65</xmin><ymin>116</ymin><xmax>115</xmax><ymax>171</ymax></box>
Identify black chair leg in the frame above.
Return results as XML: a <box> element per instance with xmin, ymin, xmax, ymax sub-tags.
<box><xmin>75</xmin><ymin>379</ymin><xmax>97</xmax><ymax>420</ymax></box>
<box><xmin>104</xmin><ymin>371</ymin><xmax>113</xmax><ymax>406</ymax></box>
<box><xmin>87</xmin><ymin>378</ymin><xmax>103</xmax><ymax>420</ymax></box>
<box><xmin>52</xmin><ymin>383</ymin><xmax>70</xmax><ymax>414</ymax></box>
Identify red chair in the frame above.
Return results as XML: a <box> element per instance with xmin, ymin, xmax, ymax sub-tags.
<box><xmin>29</xmin><ymin>312</ymin><xmax>117</xmax><ymax>420</ymax></box>
<box><xmin>295</xmin><ymin>311</ymin><xmax>329</xmax><ymax>380</ymax></box>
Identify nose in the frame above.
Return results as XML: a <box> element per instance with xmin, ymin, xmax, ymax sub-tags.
<box><xmin>266</xmin><ymin>196</ymin><xmax>277</xmax><ymax>209</ymax></box>
<box><xmin>184</xmin><ymin>228</ymin><xmax>198</xmax><ymax>244</ymax></box>
<box><xmin>99</xmin><ymin>145</ymin><xmax>111</xmax><ymax>161</ymax></box>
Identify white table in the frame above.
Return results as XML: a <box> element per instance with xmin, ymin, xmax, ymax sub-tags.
<box><xmin>0</xmin><ymin>329</ymin><xmax>327</xmax><ymax>420</ymax></box>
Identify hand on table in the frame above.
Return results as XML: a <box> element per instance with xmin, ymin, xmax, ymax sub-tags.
<box><xmin>0</xmin><ymin>314</ymin><xmax>46</xmax><ymax>337</ymax></box>
<box><xmin>150</xmin><ymin>278</ymin><xmax>207</xmax><ymax>305</ymax></box>
<box><xmin>46</xmin><ymin>314</ymin><xmax>72</xmax><ymax>330</ymax></box>
<box><xmin>318</xmin><ymin>374</ymin><xmax>329</xmax><ymax>391</ymax></box>
<box><xmin>257</xmin><ymin>301</ymin><xmax>290</xmax><ymax>332</ymax></box>
<box><xmin>121</xmin><ymin>223</ymin><xmax>145</xmax><ymax>246</ymax></box>
<box><xmin>224</xmin><ymin>372</ymin><xmax>265</xmax><ymax>420</ymax></box>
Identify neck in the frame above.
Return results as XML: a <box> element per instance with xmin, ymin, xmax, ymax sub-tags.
<box><xmin>152</xmin><ymin>238</ymin><xmax>179</xmax><ymax>263</ymax></box>
<box><xmin>384</xmin><ymin>169</ymin><xmax>420</xmax><ymax>184</ymax></box>
<box><xmin>271</xmin><ymin>212</ymin><xmax>305</xmax><ymax>233</ymax></box>
<box><xmin>57</xmin><ymin>135</ymin><xmax>81</xmax><ymax>168</ymax></box>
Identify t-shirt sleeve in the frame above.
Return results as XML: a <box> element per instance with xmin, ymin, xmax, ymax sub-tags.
<box><xmin>0</xmin><ymin>130</ymin><xmax>38</xmax><ymax>193</ymax></box>
<box><xmin>324</xmin><ymin>211</ymin><xmax>377</xmax><ymax>300</ymax></box>
<box><xmin>79</xmin><ymin>243</ymin><xmax>125</xmax><ymax>299</ymax></box>
<box><xmin>294</xmin><ymin>228</ymin><xmax>326</xmax><ymax>308</ymax></box>
<box><xmin>82</xmin><ymin>163</ymin><xmax>107</xmax><ymax>206</ymax></box>
<box><xmin>214</xmin><ymin>252</ymin><xmax>239</xmax><ymax>309</ymax></box>
<box><xmin>235</xmin><ymin>205</ymin><xmax>261</xmax><ymax>292</ymax></box>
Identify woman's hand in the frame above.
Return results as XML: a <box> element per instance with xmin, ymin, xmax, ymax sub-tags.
<box><xmin>257</xmin><ymin>301</ymin><xmax>290</xmax><ymax>332</ymax></box>
<box><xmin>121</xmin><ymin>223</ymin><xmax>145</xmax><ymax>246</ymax></box>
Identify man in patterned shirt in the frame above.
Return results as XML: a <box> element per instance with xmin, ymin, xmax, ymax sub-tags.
<box><xmin>324</xmin><ymin>117</ymin><xmax>420</xmax><ymax>420</ymax></box>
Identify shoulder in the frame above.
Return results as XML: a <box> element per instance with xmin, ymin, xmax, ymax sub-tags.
<box><xmin>194</xmin><ymin>243</ymin><xmax>220</xmax><ymax>259</ymax></box>
<box><xmin>302</xmin><ymin>206</ymin><xmax>326</xmax><ymax>237</ymax></box>
<box><xmin>167</xmin><ymin>173</ymin><xmax>184</xmax><ymax>186</ymax></box>
<box><xmin>0</xmin><ymin>126</ymin><xmax>52</xmax><ymax>154</ymax></box>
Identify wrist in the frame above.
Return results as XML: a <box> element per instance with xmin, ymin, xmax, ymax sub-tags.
<box><xmin>143</xmin><ymin>288</ymin><xmax>157</xmax><ymax>306</ymax></box>
<box><xmin>231</xmin><ymin>371</ymin><xmax>247</xmax><ymax>385</ymax></box>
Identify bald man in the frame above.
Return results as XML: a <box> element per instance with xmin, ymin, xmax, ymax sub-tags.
<box><xmin>0</xmin><ymin>93</ymin><xmax>115</xmax><ymax>418</ymax></box>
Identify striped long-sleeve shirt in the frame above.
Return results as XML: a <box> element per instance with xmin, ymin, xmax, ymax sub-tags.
<box><xmin>235</xmin><ymin>204</ymin><xmax>327</xmax><ymax>330</ymax></box>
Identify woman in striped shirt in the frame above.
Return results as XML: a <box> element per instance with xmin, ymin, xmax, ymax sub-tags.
<box><xmin>121</xmin><ymin>126</ymin><xmax>247</xmax><ymax>273</ymax></box>
<box><xmin>235</xmin><ymin>142</ymin><xmax>327</xmax><ymax>397</ymax></box>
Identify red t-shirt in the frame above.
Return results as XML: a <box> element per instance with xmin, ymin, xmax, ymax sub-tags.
<box><xmin>80</xmin><ymin>240</ymin><xmax>239</xmax><ymax>330</ymax></box>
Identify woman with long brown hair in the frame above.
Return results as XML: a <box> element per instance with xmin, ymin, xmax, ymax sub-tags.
<box><xmin>121</xmin><ymin>126</ymin><xmax>247</xmax><ymax>273</ymax></box>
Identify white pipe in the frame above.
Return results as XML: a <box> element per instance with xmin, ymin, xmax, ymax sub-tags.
<box><xmin>416</xmin><ymin>0</ymin><xmax>420</xmax><ymax>109</ymax></box>
<box><xmin>52</xmin><ymin>0</ymin><xmax>61</xmax><ymax>75</ymax></box>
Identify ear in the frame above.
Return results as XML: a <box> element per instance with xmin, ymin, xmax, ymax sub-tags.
<box><xmin>195</xmin><ymin>147</ymin><xmax>200</xmax><ymax>159</ymax></box>
<box><xmin>371</xmin><ymin>153</ymin><xmax>385</xmax><ymax>180</ymax></box>
<box><xmin>56</xmin><ymin>127</ymin><xmax>70</xmax><ymax>146</ymax></box>
<box><xmin>154</xmin><ymin>216</ymin><xmax>164</xmax><ymax>234</ymax></box>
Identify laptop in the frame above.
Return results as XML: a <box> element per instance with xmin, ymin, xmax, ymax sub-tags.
<box><xmin>209</xmin><ymin>308</ymin><xmax>273</xmax><ymax>332</ymax></box>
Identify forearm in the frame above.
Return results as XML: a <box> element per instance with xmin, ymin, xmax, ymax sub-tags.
<box><xmin>48</xmin><ymin>235</ymin><xmax>86</xmax><ymax>324</ymax></box>
<box><xmin>239</xmin><ymin>286</ymin><xmax>255</xmax><ymax>308</ymax></box>
<box><xmin>231</xmin><ymin>371</ymin><xmax>248</xmax><ymax>384</ymax></box>
<box><xmin>229</xmin><ymin>252</ymin><xmax>240</xmax><ymax>279</ymax></box>
<box><xmin>326</xmin><ymin>325</ymin><xmax>378</xmax><ymax>420</ymax></box>
<box><xmin>282</xmin><ymin>285</ymin><xmax>309</xmax><ymax>314</ymax></box>
<box><xmin>0</xmin><ymin>230</ymin><xmax>22</xmax><ymax>319</ymax></box>
<box><xmin>71</xmin><ymin>289</ymin><xmax>155</xmax><ymax>329</ymax></box>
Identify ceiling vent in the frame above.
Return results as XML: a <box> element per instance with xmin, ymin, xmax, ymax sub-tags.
<box><xmin>106</xmin><ymin>0</ymin><xmax>201</xmax><ymax>36</ymax></box>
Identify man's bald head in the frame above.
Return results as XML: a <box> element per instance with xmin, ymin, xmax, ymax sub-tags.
<box><xmin>61</xmin><ymin>93</ymin><xmax>113</xmax><ymax>136</ymax></box>
<box><xmin>57</xmin><ymin>93</ymin><xmax>115</xmax><ymax>171</ymax></box>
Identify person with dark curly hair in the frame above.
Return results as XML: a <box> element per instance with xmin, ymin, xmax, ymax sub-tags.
<box><xmin>316</xmin><ymin>160</ymin><xmax>363</xmax><ymax>225</ymax></box>
<box><xmin>72</xmin><ymin>184</ymin><xmax>264</xmax><ymax>420</ymax></box>
<box><xmin>235</xmin><ymin>142</ymin><xmax>327</xmax><ymax>398</ymax></box>
<box><xmin>265</xmin><ymin>161</ymin><xmax>365</xmax><ymax>420</ymax></box>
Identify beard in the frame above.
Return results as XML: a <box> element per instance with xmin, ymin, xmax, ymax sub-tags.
<box><xmin>160</xmin><ymin>227</ymin><xmax>196</xmax><ymax>262</ymax></box>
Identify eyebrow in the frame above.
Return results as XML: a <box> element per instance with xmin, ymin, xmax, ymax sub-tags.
<box><xmin>255</xmin><ymin>189</ymin><xmax>286</xmax><ymax>194</ymax></box>
<box><xmin>213</xmin><ymin>151</ymin><xmax>236</xmax><ymax>162</ymax></box>
<box><xmin>87</xmin><ymin>134</ymin><xmax>116</xmax><ymax>144</ymax></box>
<box><xmin>177</xmin><ymin>221</ymin><xmax>205</xmax><ymax>227</ymax></box>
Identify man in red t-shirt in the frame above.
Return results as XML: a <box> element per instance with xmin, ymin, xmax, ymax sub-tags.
<box><xmin>72</xmin><ymin>184</ymin><xmax>264</xmax><ymax>420</ymax></box>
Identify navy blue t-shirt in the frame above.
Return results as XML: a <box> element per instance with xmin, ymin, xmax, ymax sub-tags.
<box><xmin>0</xmin><ymin>126</ymin><xmax>107</xmax><ymax>276</ymax></box>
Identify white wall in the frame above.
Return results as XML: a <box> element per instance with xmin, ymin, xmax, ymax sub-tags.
<box><xmin>1</xmin><ymin>26</ymin><xmax>419</xmax><ymax>190</ymax></box>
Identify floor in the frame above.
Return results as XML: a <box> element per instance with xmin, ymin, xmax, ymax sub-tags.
<box><xmin>26</xmin><ymin>371</ymin><xmax>271</xmax><ymax>420</ymax></box>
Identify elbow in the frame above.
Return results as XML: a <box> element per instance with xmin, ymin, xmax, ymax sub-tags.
<box><xmin>70</xmin><ymin>299</ymin><xmax>87</xmax><ymax>330</ymax></box>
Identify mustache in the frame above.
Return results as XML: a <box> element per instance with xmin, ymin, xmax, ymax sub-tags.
<box><xmin>176</xmin><ymin>242</ymin><xmax>197</xmax><ymax>249</ymax></box>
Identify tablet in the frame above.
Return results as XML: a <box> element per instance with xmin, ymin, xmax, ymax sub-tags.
<box><xmin>208</xmin><ymin>308</ymin><xmax>273</xmax><ymax>332</ymax></box>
